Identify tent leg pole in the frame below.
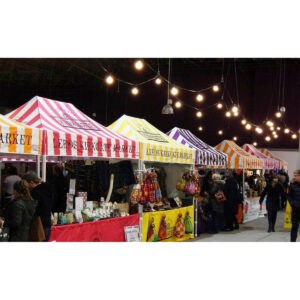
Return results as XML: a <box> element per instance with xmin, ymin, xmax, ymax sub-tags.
<box><xmin>0</xmin><ymin>162</ymin><xmax>2</xmax><ymax>203</ymax></box>
<box><xmin>42</xmin><ymin>155</ymin><xmax>46</xmax><ymax>182</ymax></box>
<box><xmin>242</xmin><ymin>170</ymin><xmax>245</xmax><ymax>201</ymax></box>
<box><xmin>36</xmin><ymin>155</ymin><xmax>41</xmax><ymax>178</ymax></box>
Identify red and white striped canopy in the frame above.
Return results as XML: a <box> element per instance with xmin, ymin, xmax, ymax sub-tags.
<box><xmin>6</xmin><ymin>96</ymin><xmax>139</xmax><ymax>160</ymax></box>
<box><xmin>242</xmin><ymin>144</ymin><xmax>279</xmax><ymax>170</ymax></box>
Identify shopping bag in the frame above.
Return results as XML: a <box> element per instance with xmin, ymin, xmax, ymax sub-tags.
<box><xmin>284</xmin><ymin>201</ymin><xmax>292</xmax><ymax>229</ymax></box>
<box><xmin>29</xmin><ymin>216</ymin><xmax>46</xmax><ymax>242</ymax></box>
<box><xmin>0</xmin><ymin>224</ymin><xmax>10</xmax><ymax>242</ymax></box>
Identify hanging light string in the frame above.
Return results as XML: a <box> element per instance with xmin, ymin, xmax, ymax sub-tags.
<box><xmin>234</xmin><ymin>58</ymin><xmax>240</xmax><ymax>106</ymax></box>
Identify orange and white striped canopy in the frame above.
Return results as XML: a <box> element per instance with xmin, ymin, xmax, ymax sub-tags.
<box><xmin>259</xmin><ymin>148</ymin><xmax>288</xmax><ymax>169</ymax></box>
<box><xmin>215</xmin><ymin>140</ymin><xmax>264</xmax><ymax>169</ymax></box>
<box><xmin>0</xmin><ymin>114</ymin><xmax>41</xmax><ymax>155</ymax></box>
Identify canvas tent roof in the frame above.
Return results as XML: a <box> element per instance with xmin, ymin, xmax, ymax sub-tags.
<box><xmin>108</xmin><ymin>115</ymin><xmax>195</xmax><ymax>164</ymax></box>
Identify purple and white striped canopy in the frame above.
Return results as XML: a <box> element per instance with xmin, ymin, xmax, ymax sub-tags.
<box><xmin>167</xmin><ymin>127</ymin><xmax>228</xmax><ymax>168</ymax></box>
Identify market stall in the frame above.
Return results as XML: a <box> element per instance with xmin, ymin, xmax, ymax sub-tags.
<box><xmin>109</xmin><ymin>115</ymin><xmax>196</xmax><ymax>242</ymax></box>
<box><xmin>166</xmin><ymin>127</ymin><xmax>228</xmax><ymax>168</ymax></box>
<box><xmin>242</xmin><ymin>144</ymin><xmax>279</xmax><ymax>170</ymax></box>
<box><xmin>215</xmin><ymin>140</ymin><xmax>265</xmax><ymax>222</ymax></box>
<box><xmin>7</xmin><ymin>96</ymin><xmax>141</xmax><ymax>242</ymax></box>
<box><xmin>259</xmin><ymin>148</ymin><xmax>288</xmax><ymax>170</ymax></box>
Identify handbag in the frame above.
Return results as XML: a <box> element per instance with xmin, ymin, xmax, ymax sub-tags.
<box><xmin>215</xmin><ymin>191</ymin><xmax>226</xmax><ymax>202</ymax></box>
<box><xmin>0</xmin><ymin>223</ymin><xmax>10</xmax><ymax>242</ymax></box>
<box><xmin>29</xmin><ymin>216</ymin><xmax>46</xmax><ymax>242</ymax></box>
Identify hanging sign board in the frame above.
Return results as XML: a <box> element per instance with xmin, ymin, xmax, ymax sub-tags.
<box><xmin>124</xmin><ymin>225</ymin><xmax>140</xmax><ymax>242</ymax></box>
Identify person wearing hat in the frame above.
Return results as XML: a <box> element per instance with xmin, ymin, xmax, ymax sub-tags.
<box><xmin>287</xmin><ymin>169</ymin><xmax>300</xmax><ymax>242</ymax></box>
<box><xmin>259</xmin><ymin>174</ymin><xmax>286</xmax><ymax>233</ymax></box>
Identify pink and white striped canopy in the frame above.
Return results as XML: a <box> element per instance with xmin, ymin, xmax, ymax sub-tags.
<box><xmin>242</xmin><ymin>144</ymin><xmax>279</xmax><ymax>170</ymax></box>
<box><xmin>6</xmin><ymin>96</ymin><xmax>139</xmax><ymax>160</ymax></box>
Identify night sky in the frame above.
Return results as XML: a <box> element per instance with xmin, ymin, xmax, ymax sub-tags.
<box><xmin>0</xmin><ymin>58</ymin><xmax>299</xmax><ymax>149</ymax></box>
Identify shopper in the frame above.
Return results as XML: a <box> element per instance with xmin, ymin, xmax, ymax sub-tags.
<box><xmin>22</xmin><ymin>172</ymin><xmax>54</xmax><ymax>241</ymax></box>
<box><xmin>0</xmin><ymin>180</ymin><xmax>36</xmax><ymax>241</ymax></box>
<box><xmin>51</xmin><ymin>165</ymin><xmax>68</xmax><ymax>213</ymax></box>
<box><xmin>207</xmin><ymin>173</ymin><xmax>225</xmax><ymax>233</ymax></box>
<box><xmin>278</xmin><ymin>168</ymin><xmax>289</xmax><ymax>209</ymax></box>
<box><xmin>287</xmin><ymin>169</ymin><xmax>300</xmax><ymax>242</ymax></box>
<box><xmin>259</xmin><ymin>174</ymin><xmax>285</xmax><ymax>232</ymax></box>
<box><xmin>2</xmin><ymin>166</ymin><xmax>21</xmax><ymax>207</ymax></box>
<box><xmin>223</xmin><ymin>171</ymin><xmax>239</xmax><ymax>231</ymax></box>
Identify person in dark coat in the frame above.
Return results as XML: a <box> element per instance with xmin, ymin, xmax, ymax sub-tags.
<box><xmin>287</xmin><ymin>169</ymin><xmax>300</xmax><ymax>242</ymax></box>
<box><xmin>51</xmin><ymin>165</ymin><xmax>69</xmax><ymax>213</ymax></box>
<box><xmin>0</xmin><ymin>180</ymin><xmax>36</xmax><ymax>242</ymax></box>
<box><xmin>207</xmin><ymin>173</ymin><xmax>225</xmax><ymax>233</ymax></box>
<box><xmin>278</xmin><ymin>168</ymin><xmax>289</xmax><ymax>208</ymax></box>
<box><xmin>22</xmin><ymin>172</ymin><xmax>54</xmax><ymax>241</ymax></box>
<box><xmin>259</xmin><ymin>174</ymin><xmax>285</xmax><ymax>232</ymax></box>
<box><xmin>223</xmin><ymin>172</ymin><xmax>240</xmax><ymax>231</ymax></box>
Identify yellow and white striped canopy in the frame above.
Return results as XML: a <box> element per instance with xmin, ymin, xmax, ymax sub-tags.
<box><xmin>215</xmin><ymin>140</ymin><xmax>263</xmax><ymax>169</ymax></box>
<box><xmin>0</xmin><ymin>114</ymin><xmax>41</xmax><ymax>155</ymax></box>
<box><xmin>108</xmin><ymin>115</ymin><xmax>195</xmax><ymax>164</ymax></box>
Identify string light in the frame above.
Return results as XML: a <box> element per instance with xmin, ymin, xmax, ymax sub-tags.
<box><xmin>196</xmin><ymin>111</ymin><xmax>203</xmax><ymax>118</ymax></box>
<box><xmin>175</xmin><ymin>101</ymin><xmax>182</xmax><ymax>108</ymax></box>
<box><xmin>170</xmin><ymin>86</ymin><xmax>179</xmax><ymax>96</ymax></box>
<box><xmin>284</xmin><ymin>128</ymin><xmax>290</xmax><ymax>134</ymax></box>
<box><xmin>274</xmin><ymin>134</ymin><xmax>278</xmax><ymax>139</ymax></box>
<box><xmin>225</xmin><ymin>111</ymin><xmax>231</xmax><ymax>118</ymax></box>
<box><xmin>266</xmin><ymin>121</ymin><xmax>274</xmax><ymax>127</ymax></box>
<box><xmin>218</xmin><ymin>130</ymin><xmax>223</xmax><ymax>135</ymax></box>
<box><xmin>231</xmin><ymin>105</ymin><xmax>239</xmax><ymax>113</ymax></box>
<box><xmin>198</xmin><ymin>126</ymin><xmax>203</xmax><ymax>131</ymax></box>
<box><xmin>292</xmin><ymin>134</ymin><xmax>297</xmax><ymax>139</ymax></box>
<box><xmin>255</xmin><ymin>127</ymin><xmax>263</xmax><ymax>134</ymax></box>
<box><xmin>134</xmin><ymin>60</ymin><xmax>144</xmax><ymax>70</ymax></box>
<box><xmin>253</xmin><ymin>142</ymin><xmax>258</xmax><ymax>147</ymax></box>
<box><xmin>233</xmin><ymin>111</ymin><xmax>239</xmax><ymax>117</ymax></box>
<box><xmin>265</xmin><ymin>136</ymin><xmax>271</xmax><ymax>142</ymax></box>
<box><xmin>196</xmin><ymin>94</ymin><xmax>204</xmax><ymax>102</ymax></box>
<box><xmin>277</xmin><ymin>126</ymin><xmax>281</xmax><ymax>131</ymax></box>
<box><xmin>212</xmin><ymin>85</ymin><xmax>220</xmax><ymax>92</ymax></box>
<box><xmin>131</xmin><ymin>87</ymin><xmax>139</xmax><ymax>95</ymax></box>
<box><xmin>233</xmin><ymin>136</ymin><xmax>238</xmax><ymax>141</ymax></box>
<box><xmin>272</xmin><ymin>131</ymin><xmax>277</xmax><ymax>136</ymax></box>
<box><xmin>275</xmin><ymin>111</ymin><xmax>282</xmax><ymax>118</ymax></box>
<box><xmin>245</xmin><ymin>124</ymin><xmax>252</xmax><ymax>130</ymax></box>
<box><xmin>241</xmin><ymin>119</ymin><xmax>247</xmax><ymax>125</ymax></box>
<box><xmin>155</xmin><ymin>77</ymin><xmax>162</xmax><ymax>85</ymax></box>
<box><xmin>105</xmin><ymin>75</ymin><xmax>115</xmax><ymax>85</ymax></box>
<box><xmin>270</xmin><ymin>126</ymin><xmax>274</xmax><ymax>131</ymax></box>
<box><xmin>216</xmin><ymin>103</ymin><xmax>223</xmax><ymax>109</ymax></box>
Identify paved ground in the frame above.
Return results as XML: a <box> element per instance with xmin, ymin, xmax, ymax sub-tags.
<box><xmin>190</xmin><ymin>211</ymin><xmax>295</xmax><ymax>242</ymax></box>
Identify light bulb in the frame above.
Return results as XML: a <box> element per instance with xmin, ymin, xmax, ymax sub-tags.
<box><xmin>212</xmin><ymin>85</ymin><xmax>220</xmax><ymax>92</ymax></box>
<box><xmin>245</xmin><ymin>124</ymin><xmax>252</xmax><ymax>130</ymax></box>
<box><xmin>216</xmin><ymin>103</ymin><xmax>223</xmax><ymax>109</ymax></box>
<box><xmin>225</xmin><ymin>111</ymin><xmax>231</xmax><ymax>118</ymax></box>
<box><xmin>218</xmin><ymin>130</ymin><xmax>223</xmax><ymax>135</ymax></box>
<box><xmin>265</xmin><ymin>136</ymin><xmax>271</xmax><ymax>142</ymax></box>
<box><xmin>233</xmin><ymin>111</ymin><xmax>239</xmax><ymax>117</ymax></box>
<box><xmin>241</xmin><ymin>119</ymin><xmax>247</xmax><ymax>125</ymax></box>
<box><xmin>275</xmin><ymin>111</ymin><xmax>282</xmax><ymax>118</ymax></box>
<box><xmin>131</xmin><ymin>87</ymin><xmax>139</xmax><ymax>95</ymax></box>
<box><xmin>253</xmin><ymin>142</ymin><xmax>258</xmax><ymax>147</ymax></box>
<box><xmin>284</xmin><ymin>128</ymin><xmax>290</xmax><ymax>134</ymax></box>
<box><xmin>175</xmin><ymin>101</ymin><xmax>182</xmax><ymax>108</ymax></box>
<box><xmin>266</xmin><ymin>121</ymin><xmax>274</xmax><ymax>127</ymax></box>
<box><xmin>270</xmin><ymin>126</ymin><xmax>274</xmax><ymax>131</ymax></box>
<box><xmin>196</xmin><ymin>111</ymin><xmax>203</xmax><ymax>118</ymax></box>
<box><xmin>231</xmin><ymin>106</ymin><xmax>239</xmax><ymax>113</ymax></box>
<box><xmin>170</xmin><ymin>86</ymin><xmax>179</xmax><ymax>96</ymax></box>
<box><xmin>255</xmin><ymin>127</ymin><xmax>263</xmax><ymax>134</ymax></box>
<box><xmin>198</xmin><ymin>126</ymin><xmax>203</xmax><ymax>131</ymax></box>
<box><xmin>274</xmin><ymin>135</ymin><xmax>278</xmax><ymax>139</ymax></box>
<box><xmin>105</xmin><ymin>75</ymin><xmax>114</xmax><ymax>85</ymax></box>
<box><xmin>134</xmin><ymin>60</ymin><xmax>144</xmax><ymax>70</ymax></box>
<box><xmin>196</xmin><ymin>94</ymin><xmax>204</xmax><ymax>102</ymax></box>
<box><xmin>233</xmin><ymin>136</ymin><xmax>238</xmax><ymax>141</ymax></box>
<box><xmin>277</xmin><ymin>127</ymin><xmax>281</xmax><ymax>131</ymax></box>
<box><xmin>292</xmin><ymin>134</ymin><xmax>297</xmax><ymax>139</ymax></box>
<box><xmin>155</xmin><ymin>77</ymin><xmax>162</xmax><ymax>85</ymax></box>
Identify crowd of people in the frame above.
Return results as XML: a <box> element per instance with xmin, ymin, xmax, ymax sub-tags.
<box><xmin>0</xmin><ymin>164</ymin><xmax>68</xmax><ymax>242</ymax></box>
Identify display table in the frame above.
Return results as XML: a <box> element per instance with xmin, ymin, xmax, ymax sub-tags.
<box><xmin>243</xmin><ymin>197</ymin><xmax>267</xmax><ymax>223</ymax></box>
<box><xmin>49</xmin><ymin>214</ymin><xmax>139</xmax><ymax>242</ymax></box>
<box><xmin>142</xmin><ymin>205</ymin><xmax>194</xmax><ymax>242</ymax></box>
